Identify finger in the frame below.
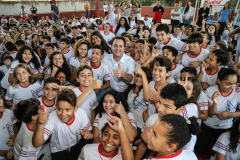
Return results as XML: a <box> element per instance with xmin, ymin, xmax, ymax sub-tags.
<box><xmin>118</xmin><ymin>63</ymin><xmax>121</xmax><ymax>69</ymax></box>
<box><xmin>93</xmin><ymin>74</ymin><xmax>95</xmax><ymax>80</ymax></box>
<box><xmin>80</xmin><ymin>130</ymin><xmax>84</xmax><ymax>135</ymax></box>
<box><xmin>43</xmin><ymin>106</ymin><xmax>47</xmax><ymax>113</ymax></box>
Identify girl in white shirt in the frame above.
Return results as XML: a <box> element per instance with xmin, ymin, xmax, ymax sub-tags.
<box><xmin>182</xmin><ymin>1</ymin><xmax>194</xmax><ymax>25</ymax></box>
<box><xmin>114</xmin><ymin>17</ymin><xmax>130</xmax><ymax>36</ymax></box>
<box><xmin>134</xmin><ymin>2</ymin><xmax>142</xmax><ymax>21</ymax></box>
<box><xmin>103</xmin><ymin>2</ymin><xmax>109</xmax><ymax>17</ymax></box>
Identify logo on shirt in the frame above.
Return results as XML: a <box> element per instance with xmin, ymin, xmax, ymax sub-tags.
<box><xmin>226</xmin><ymin>100</ymin><xmax>237</xmax><ymax>112</ymax></box>
<box><xmin>31</xmin><ymin>90</ymin><xmax>37</xmax><ymax>98</ymax></box>
<box><xmin>6</xmin><ymin>124</ymin><xmax>14</xmax><ymax>136</ymax></box>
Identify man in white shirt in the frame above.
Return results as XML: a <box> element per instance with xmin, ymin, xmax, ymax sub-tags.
<box><xmin>1</xmin><ymin>15</ymin><xmax>8</xmax><ymax>24</ymax></box>
<box><xmin>102</xmin><ymin>36</ymin><xmax>135</xmax><ymax>93</ymax></box>
<box><xmin>171</xmin><ymin>2</ymin><xmax>181</xmax><ymax>29</ymax></box>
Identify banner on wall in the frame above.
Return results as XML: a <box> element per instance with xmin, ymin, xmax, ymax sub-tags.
<box><xmin>200</xmin><ymin>0</ymin><xmax>229</xmax><ymax>15</ymax></box>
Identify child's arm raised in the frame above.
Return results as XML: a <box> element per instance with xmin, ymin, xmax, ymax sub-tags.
<box><xmin>32</xmin><ymin>106</ymin><xmax>49</xmax><ymax>148</ymax></box>
<box><xmin>108</xmin><ymin>115</ymin><xmax>134</xmax><ymax>160</ymax></box>
<box><xmin>208</xmin><ymin>91</ymin><xmax>219</xmax><ymax>117</ymax></box>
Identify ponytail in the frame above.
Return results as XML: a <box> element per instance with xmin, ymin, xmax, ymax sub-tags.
<box><xmin>187</xmin><ymin>116</ymin><xmax>201</xmax><ymax>135</ymax></box>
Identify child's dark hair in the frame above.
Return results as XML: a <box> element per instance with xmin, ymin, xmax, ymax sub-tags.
<box><xmin>57</xmin><ymin>89</ymin><xmax>76</xmax><ymax>107</ymax></box>
<box><xmin>101</xmin><ymin>123</ymin><xmax>111</xmax><ymax>134</ymax></box>
<box><xmin>187</xmin><ymin>32</ymin><xmax>203</xmax><ymax>44</ymax></box>
<box><xmin>123</xmin><ymin>34</ymin><xmax>133</xmax><ymax>41</ymax></box>
<box><xmin>211</xmin><ymin>49</ymin><xmax>228</xmax><ymax>66</ymax></box>
<box><xmin>152</xmin><ymin>56</ymin><xmax>172</xmax><ymax>72</ymax></box>
<box><xmin>148</xmin><ymin>37</ymin><xmax>157</xmax><ymax>45</ymax></box>
<box><xmin>43</xmin><ymin>35</ymin><xmax>51</xmax><ymax>42</ymax></box>
<box><xmin>215</xmin><ymin>41</ymin><xmax>228</xmax><ymax>54</ymax></box>
<box><xmin>180</xmin><ymin>67</ymin><xmax>197</xmax><ymax>78</ymax></box>
<box><xmin>15</xmin><ymin>39</ymin><xmax>26</xmax><ymax>47</ymax></box>
<box><xmin>184</xmin><ymin>77</ymin><xmax>201</xmax><ymax>104</ymax></box>
<box><xmin>92</xmin><ymin>45</ymin><xmax>103</xmax><ymax>55</ymax></box>
<box><xmin>162</xmin><ymin>45</ymin><xmax>178</xmax><ymax>57</ymax></box>
<box><xmin>14</xmin><ymin>98</ymin><xmax>40</xmax><ymax>123</ymax></box>
<box><xmin>160</xmin><ymin>83</ymin><xmax>188</xmax><ymax>109</ymax></box>
<box><xmin>3</xmin><ymin>55</ymin><xmax>13</xmax><ymax>62</ymax></box>
<box><xmin>160</xmin><ymin>114</ymin><xmax>201</xmax><ymax>152</ymax></box>
<box><xmin>98</xmin><ymin>90</ymin><xmax>130</xmax><ymax>118</ymax></box>
<box><xmin>200</xmin><ymin>31</ymin><xmax>210</xmax><ymax>41</ymax></box>
<box><xmin>156</xmin><ymin>24</ymin><xmax>169</xmax><ymax>34</ymax></box>
<box><xmin>16</xmin><ymin>45</ymin><xmax>40</xmax><ymax>69</ymax></box>
<box><xmin>5</xmin><ymin>41</ymin><xmax>16</xmax><ymax>51</ymax></box>
<box><xmin>46</xmin><ymin>42</ymin><xmax>55</xmax><ymax>48</ymax></box>
<box><xmin>218</xmin><ymin>68</ymin><xmax>237</xmax><ymax>81</ymax></box>
<box><xmin>229</xmin><ymin>118</ymin><xmax>240</xmax><ymax>153</ymax></box>
<box><xmin>76</xmin><ymin>64</ymin><xmax>93</xmax><ymax>78</ymax></box>
<box><xmin>60</xmin><ymin>37</ymin><xmax>70</xmax><ymax>45</ymax></box>
<box><xmin>91</xmin><ymin>31</ymin><xmax>112</xmax><ymax>54</ymax></box>
<box><xmin>44</xmin><ymin>77</ymin><xmax>61</xmax><ymax>87</ymax></box>
<box><xmin>55</xmin><ymin>68</ymin><xmax>71</xmax><ymax>82</ymax></box>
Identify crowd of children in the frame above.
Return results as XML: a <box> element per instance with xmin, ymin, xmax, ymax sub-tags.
<box><xmin>0</xmin><ymin>1</ymin><xmax>240</xmax><ymax>160</ymax></box>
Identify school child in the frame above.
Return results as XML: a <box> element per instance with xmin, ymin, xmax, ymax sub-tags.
<box><xmin>133</xmin><ymin>39</ymin><xmax>145</xmax><ymax>67</ymax></box>
<box><xmin>80</xmin><ymin>14</ymin><xmax>87</xmax><ymax>24</ymax></box>
<box><xmin>42</xmin><ymin>35</ymin><xmax>51</xmax><ymax>49</ymax></box>
<box><xmin>195</xmin><ymin>68</ymin><xmax>240</xmax><ymax>156</ymax></box>
<box><xmin>169</xmin><ymin>25</ymin><xmax>181</xmax><ymax>40</ymax></box>
<box><xmin>233</xmin><ymin>61</ymin><xmax>240</xmax><ymax>87</ymax></box>
<box><xmin>32</xmin><ymin>89</ymin><xmax>93</xmax><ymax>160</ymax></box>
<box><xmin>70</xmin><ymin>26</ymin><xmax>81</xmax><ymax>38</ymax></box>
<box><xmin>69</xmin><ymin>39</ymin><xmax>91</xmax><ymax>82</ymax></box>
<box><xmin>1</xmin><ymin>41</ymin><xmax>17</xmax><ymax>64</ymax></box>
<box><xmin>154</xmin><ymin>24</ymin><xmax>188</xmax><ymax>53</ymax></box>
<box><xmin>139</xmin><ymin>43</ymin><xmax>153</xmax><ymax>69</ymax></box>
<box><xmin>134</xmin><ymin>83</ymin><xmax>188</xmax><ymax>160</ymax></box>
<box><xmin>87</xmin><ymin>45</ymin><xmax>111</xmax><ymax>101</ymax></box>
<box><xmin>72</xmin><ymin>65</ymin><xmax>101</xmax><ymax>124</ymax></box>
<box><xmin>127</xmin><ymin>20</ymin><xmax>145</xmax><ymax>37</ymax></box>
<box><xmin>44</xmin><ymin>43</ymin><xmax>55</xmax><ymax>67</ymax></box>
<box><xmin>144</xmin><ymin>114</ymin><xmax>200</xmax><ymax>160</ymax></box>
<box><xmin>0</xmin><ymin>98</ymin><xmax>17</xmax><ymax>160</ymax></box>
<box><xmin>55</xmin><ymin>68</ymin><xmax>72</xmax><ymax>86</ymax></box>
<box><xmin>43</xmin><ymin>51</ymin><xmax>71</xmax><ymax>80</ymax></box>
<box><xmin>93</xmin><ymin>90</ymin><xmax>137</xmax><ymax>143</ymax></box>
<box><xmin>124</xmin><ymin>66</ymin><xmax>152</xmax><ymax>142</ymax></box>
<box><xmin>59</xmin><ymin>37</ymin><xmax>74</xmax><ymax>63</ymax></box>
<box><xmin>162</xmin><ymin>45</ymin><xmax>184</xmax><ymax>81</ymax></box>
<box><xmin>229</xmin><ymin>25</ymin><xmax>240</xmax><ymax>58</ymax></box>
<box><xmin>178</xmin><ymin>32</ymin><xmax>210</xmax><ymax>68</ymax></box>
<box><xmin>13</xmin><ymin>98</ymin><xmax>46</xmax><ymax>160</ymax></box>
<box><xmin>198</xmin><ymin>49</ymin><xmax>228</xmax><ymax>90</ymax></box>
<box><xmin>143</xmin><ymin>14</ymin><xmax>151</xmax><ymax>28</ymax></box>
<box><xmin>140</xmin><ymin>27</ymin><xmax>151</xmax><ymax>39</ymax></box>
<box><xmin>212</xmin><ymin>118</ymin><xmax>240</xmax><ymax>160</ymax></box>
<box><xmin>5</xmin><ymin>63</ymin><xmax>43</xmax><ymax>109</ymax></box>
<box><xmin>38</xmin><ymin>77</ymin><xmax>60</xmax><ymax>114</ymax></box>
<box><xmin>79</xmin><ymin>116</ymin><xmax>133</xmax><ymax>160</ymax></box>
<box><xmin>180</xmin><ymin>25</ymin><xmax>193</xmax><ymax>40</ymax></box>
<box><xmin>47</xmin><ymin>29</ymin><xmax>56</xmax><ymax>44</ymax></box>
<box><xmin>100</xmin><ymin>22</ymin><xmax>115</xmax><ymax>45</ymax></box>
<box><xmin>147</xmin><ymin>37</ymin><xmax>157</xmax><ymax>47</ymax></box>
<box><xmin>0</xmin><ymin>55</ymin><xmax>13</xmax><ymax>75</ymax></box>
<box><xmin>123</xmin><ymin>34</ymin><xmax>132</xmax><ymax>55</ymax></box>
<box><xmin>200</xmin><ymin>31</ymin><xmax>210</xmax><ymax>50</ymax></box>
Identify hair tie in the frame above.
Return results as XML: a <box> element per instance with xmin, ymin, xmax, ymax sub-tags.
<box><xmin>186</xmin><ymin>120</ymin><xmax>191</xmax><ymax>124</ymax></box>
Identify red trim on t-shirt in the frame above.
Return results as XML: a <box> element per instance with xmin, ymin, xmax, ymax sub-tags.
<box><xmin>98</xmin><ymin>144</ymin><xmax>119</xmax><ymax>158</ymax></box>
<box><xmin>204</xmin><ymin>45</ymin><xmax>208</xmax><ymax>49</ymax></box>
<box><xmin>42</xmin><ymin>96</ymin><xmax>56</xmax><ymax>107</ymax></box>
<box><xmin>164</xmin><ymin>37</ymin><xmax>171</xmax><ymax>45</ymax></box>
<box><xmin>19</xmin><ymin>83</ymin><xmax>30</xmax><ymax>88</ymax></box>
<box><xmin>154</xmin><ymin>149</ymin><xmax>182</xmax><ymax>159</ymax></box>
<box><xmin>26</xmin><ymin>123</ymin><xmax>34</xmax><ymax>132</ymax></box>
<box><xmin>61</xmin><ymin>49</ymin><xmax>70</xmax><ymax>54</ymax></box>
<box><xmin>104</xmin><ymin>31</ymin><xmax>110</xmax><ymax>36</ymax></box>
<box><xmin>205</xmin><ymin>68</ymin><xmax>219</xmax><ymax>76</ymax></box>
<box><xmin>172</xmin><ymin>64</ymin><xmax>177</xmax><ymax>70</ymax></box>
<box><xmin>187</xmin><ymin>48</ymin><xmax>202</xmax><ymax>58</ymax></box>
<box><xmin>90</xmin><ymin>61</ymin><xmax>101</xmax><ymax>69</ymax></box>
<box><xmin>218</xmin><ymin>85</ymin><xmax>233</xmax><ymax>97</ymax></box>
<box><xmin>133</xmin><ymin>89</ymin><xmax>137</xmax><ymax>94</ymax></box>
<box><xmin>78</xmin><ymin>87</ymin><xmax>83</xmax><ymax>92</ymax></box>
<box><xmin>65</xmin><ymin>113</ymin><xmax>75</xmax><ymax>126</ymax></box>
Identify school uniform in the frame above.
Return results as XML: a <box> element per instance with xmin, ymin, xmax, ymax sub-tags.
<box><xmin>69</xmin><ymin>57</ymin><xmax>81</xmax><ymax>69</ymax></box>
<box><xmin>60</xmin><ymin>49</ymin><xmax>74</xmax><ymax>63</ymax></box>
<box><xmin>169</xmin><ymin>64</ymin><xmax>184</xmax><ymax>81</ymax></box>
<box><xmin>79</xmin><ymin>144</ymin><xmax>122</xmax><ymax>160</ymax></box>
<box><xmin>0</xmin><ymin>109</ymin><xmax>17</xmax><ymax>160</ymax></box>
<box><xmin>201</xmin><ymin>68</ymin><xmax>220</xmax><ymax>87</ymax></box>
<box><xmin>100</xmin><ymin>31</ymin><xmax>115</xmax><ymax>44</ymax></box>
<box><xmin>38</xmin><ymin>96</ymin><xmax>57</xmax><ymax>114</ymax></box>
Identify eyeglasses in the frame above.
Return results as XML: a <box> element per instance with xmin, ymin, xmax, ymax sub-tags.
<box><xmin>78</xmin><ymin>48</ymin><xmax>88</xmax><ymax>52</ymax></box>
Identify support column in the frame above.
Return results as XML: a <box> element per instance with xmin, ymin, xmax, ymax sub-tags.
<box><xmin>95</xmin><ymin>0</ymin><xmax>99</xmax><ymax>17</ymax></box>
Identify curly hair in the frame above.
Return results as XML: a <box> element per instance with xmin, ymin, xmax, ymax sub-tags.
<box><xmin>229</xmin><ymin>118</ymin><xmax>240</xmax><ymax>153</ymax></box>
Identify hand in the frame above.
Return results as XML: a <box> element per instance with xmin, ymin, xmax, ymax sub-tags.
<box><xmin>212</xmin><ymin>91</ymin><xmax>219</xmax><ymax>105</ymax></box>
<box><xmin>38</xmin><ymin>106</ymin><xmax>49</xmax><ymax>125</ymax></box>
<box><xmin>236</xmin><ymin>87</ymin><xmax>240</xmax><ymax>93</ymax></box>
<box><xmin>7</xmin><ymin>135</ymin><xmax>15</xmax><ymax>146</ymax></box>
<box><xmin>142</xmin><ymin>41</ymin><xmax>149</xmax><ymax>54</ymax></box>
<box><xmin>114</xmin><ymin>63</ymin><xmax>125</xmax><ymax>78</ymax></box>
<box><xmin>178</xmin><ymin>76</ymin><xmax>189</xmax><ymax>89</ymax></box>
<box><xmin>140</xmin><ymin>54</ymin><xmax>147</xmax><ymax>65</ymax></box>
<box><xmin>201</xmin><ymin>82</ymin><xmax>210</xmax><ymax>90</ymax></box>
<box><xmin>114</xmin><ymin>101</ymin><xmax>126</xmax><ymax>115</ymax></box>
<box><xmin>49</xmin><ymin>83</ymin><xmax>63</xmax><ymax>91</ymax></box>
<box><xmin>202</xmin><ymin>18</ymin><xmax>206</xmax><ymax>25</ymax></box>
<box><xmin>200</xmin><ymin>61</ymin><xmax>208</xmax><ymax>74</ymax></box>
<box><xmin>226</xmin><ymin>21</ymin><xmax>231</xmax><ymax>28</ymax></box>
<box><xmin>143</xmin><ymin>109</ymin><xmax>148</xmax><ymax>122</ymax></box>
<box><xmin>52</xmin><ymin>65</ymin><xmax>58</xmax><ymax>73</ymax></box>
<box><xmin>107</xmin><ymin>114</ymin><xmax>124</xmax><ymax>132</ymax></box>
<box><xmin>216</xmin><ymin>112</ymin><xmax>232</xmax><ymax>120</ymax></box>
<box><xmin>80</xmin><ymin>130</ymin><xmax>93</xmax><ymax>140</ymax></box>
<box><xmin>132</xmin><ymin>25</ymin><xmax>137</xmax><ymax>29</ymax></box>
<box><xmin>5</xmin><ymin>149</ymin><xmax>13</xmax><ymax>159</ymax></box>
<box><xmin>189</xmin><ymin>61</ymin><xmax>201</xmax><ymax>68</ymax></box>
<box><xmin>141</xmin><ymin>124</ymin><xmax>153</xmax><ymax>143</ymax></box>
<box><xmin>152</xmin><ymin>46</ymin><xmax>160</xmax><ymax>57</ymax></box>
<box><xmin>150</xmin><ymin>86</ymin><xmax>161</xmax><ymax>102</ymax></box>
<box><xmin>135</xmin><ymin>65</ymin><xmax>145</xmax><ymax>76</ymax></box>
<box><xmin>90</xmin><ymin>75</ymin><xmax>101</xmax><ymax>90</ymax></box>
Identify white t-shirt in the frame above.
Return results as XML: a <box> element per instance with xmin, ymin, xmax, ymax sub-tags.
<box><xmin>128</xmin><ymin>20</ymin><xmax>136</xmax><ymax>28</ymax></box>
<box><xmin>0</xmin><ymin>65</ymin><xmax>9</xmax><ymax>74</ymax></box>
<box><xmin>116</xmin><ymin>27</ymin><xmax>126</xmax><ymax>36</ymax></box>
<box><xmin>144</xmin><ymin>19</ymin><xmax>151</xmax><ymax>28</ymax></box>
<box><xmin>204</xmin><ymin>85</ymin><xmax>240</xmax><ymax>129</ymax></box>
<box><xmin>182</xmin><ymin>6</ymin><xmax>194</xmax><ymax>19</ymax></box>
<box><xmin>103</xmin><ymin>5</ymin><xmax>109</xmax><ymax>12</ymax></box>
<box><xmin>87</xmin><ymin>61</ymin><xmax>110</xmax><ymax>86</ymax></box>
<box><xmin>14</xmin><ymin>122</ymin><xmax>42</xmax><ymax>160</ymax></box>
<box><xmin>147</xmin><ymin>81</ymin><xmax>159</xmax><ymax>117</ymax></box>
<box><xmin>79</xmin><ymin>143</ymin><xmax>122</xmax><ymax>160</ymax></box>
<box><xmin>5</xmin><ymin>83</ymin><xmax>43</xmax><ymax>104</ymax></box>
<box><xmin>81</xmin><ymin>18</ymin><xmax>87</xmax><ymax>24</ymax></box>
<box><xmin>201</xmin><ymin>68</ymin><xmax>220</xmax><ymax>87</ymax></box>
<box><xmin>106</xmin><ymin>11</ymin><xmax>120</xmax><ymax>26</ymax></box>
<box><xmin>127</xmin><ymin>89</ymin><xmax>148</xmax><ymax>128</ymax></box>
<box><xmin>134</xmin><ymin>8</ymin><xmax>142</xmax><ymax>20</ymax></box>
<box><xmin>170</xmin><ymin>64</ymin><xmax>184</xmax><ymax>81</ymax></box>
<box><xmin>235</xmin><ymin>34</ymin><xmax>240</xmax><ymax>58</ymax></box>
<box><xmin>0</xmin><ymin>109</ymin><xmax>17</xmax><ymax>160</ymax></box>
<box><xmin>43</xmin><ymin>108</ymin><xmax>92</xmax><ymax>153</ymax></box>
<box><xmin>60</xmin><ymin>49</ymin><xmax>74</xmax><ymax>63</ymax></box>
<box><xmin>72</xmin><ymin>87</ymin><xmax>98</xmax><ymax>120</ymax></box>
<box><xmin>169</xmin><ymin>34</ymin><xmax>181</xmax><ymax>40</ymax></box>
<box><xmin>100</xmin><ymin>31</ymin><xmax>115</xmax><ymax>44</ymax></box>
<box><xmin>213</xmin><ymin>132</ymin><xmax>240</xmax><ymax>160</ymax></box>
<box><xmin>38</xmin><ymin>96</ymin><xmax>56</xmax><ymax>114</ymax></box>
<box><xmin>69</xmin><ymin>57</ymin><xmax>81</xmax><ymax>69</ymax></box>
<box><xmin>171</xmin><ymin>9</ymin><xmax>181</xmax><ymax>20</ymax></box>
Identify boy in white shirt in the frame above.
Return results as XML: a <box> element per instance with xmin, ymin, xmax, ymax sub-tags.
<box><xmin>59</xmin><ymin>37</ymin><xmax>74</xmax><ymax>63</ymax></box>
<box><xmin>0</xmin><ymin>55</ymin><xmax>13</xmax><ymax>75</ymax></box>
<box><xmin>143</xmin><ymin>14</ymin><xmax>151</xmax><ymax>28</ymax></box>
<box><xmin>44</xmin><ymin>43</ymin><xmax>55</xmax><ymax>67</ymax></box>
<box><xmin>100</xmin><ymin>22</ymin><xmax>115</xmax><ymax>44</ymax></box>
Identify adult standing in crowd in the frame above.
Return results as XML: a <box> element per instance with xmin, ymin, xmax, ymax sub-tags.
<box><xmin>20</xmin><ymin>5</ymin><xmax>28</xmax><ymax>21</ymax></box>
<box><xmin>84</xmin><ymin>2</ymin><xmax>90</xmax><ymax>18</ymax></box>
<box><xmin>103</xmin><ymin>2</ymin><xmax>109</xmax><ymax>17</ymax></box>
<box><xmin>153</xmin><ymin>1</ymin><xmax>164</xmax><ymax>24</ymax></box>
<box><xmin>218</xmin><ymin>1</ymin><xmax>231</xmax><ymax>27</ymax></box>
<box><xmin>197</xmin><ymin>1</ymin><xmax>209</xmax><ymax>27</ymax></box>
<box><xmin>30</xmin><ymin>4</ymin><xmax>38</xmax><ymax>25</ymax></box>
<box><xmin>50</xmin><ymin>1</ymin><xmax>60</xmax><ymax>22</ymax></box>
<box><xmin>171</xmin><ymin>2</ymin><xmax>181</xmax><ymax>29</ymax></box>
<box><xmin>233</xmin><ymin>6</ymin><xmax>240</xmax><ymax>29</ymax></box>
<box><xmin>134</xmin><ymin>2</ymin><xmax>142</xmax><ymax>21</ymax></box>
<box><xmin>182</xmin><ymin>0</ymin><xmax>194</xmax><ymax>25</ymax></box>
<box><xmin>179</xmin><ymin>1</ymin><xmax>184</xmax><ymax>23</ymax></box>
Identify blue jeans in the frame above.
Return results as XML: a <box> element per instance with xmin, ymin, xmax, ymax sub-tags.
<box><xmin>183</xmin><ymin>18</ymin><xmax>192</xmax><ymax>25</ymax></box>
<box><xmin>85</xmin><ymin>11</ymin><xmax>89</xmax><ymax>18</ymax></box>
<box><xmin>96</xmin><ymin>87</ymin><xmax>113</xmax><ymax>102</ymax></box>
<box><xmin>53</xmin><ymin>15</ymin><xmax>59</xmax><ymax>22</ymax></box>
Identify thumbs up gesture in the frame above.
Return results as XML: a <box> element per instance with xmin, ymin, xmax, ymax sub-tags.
<box><xmin>38</xmin><ymin>106</ymin><xmax>49</xmax><ymax>125</ymax></box>
<box><xmin>114</xmin><ymin>63</ymin><xmax>125</xmax><ymax>78</ymax></box>
<box><xmin>90</xmin><ymin>74</ymin><xmax>101</xmax><ymax>90</ymax></box>
<box><xmin>150</xmin><ymin>86</ymin><xmax>161</xmax><ymax>102</ymax></box>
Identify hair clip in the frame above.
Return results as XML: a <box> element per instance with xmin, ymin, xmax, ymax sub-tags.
<box><xmin>186</xmin><ymin>120</ymin><xmax>191</xmax><ymax>124</ymax></box>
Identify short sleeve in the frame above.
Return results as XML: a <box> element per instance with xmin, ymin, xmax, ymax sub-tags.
<box><xmin>93</xmin><ymin>114</ymin><xmax>100</xmax><ymax>127</ymax></box>
<box><xmin>43</xmin><ymin>118</ymin><xmax>55</xmax><ymax>140</ymax></box>
<box><xmin>10</xmin><ymin>61</ymin><xmax>19</xmax><ymax>73</ymax></box>
<box><xmin>205</xmin><ymin>87</ymin><xmax>213</xmax><ymax>104</ymax></box>
<box><xmin>127</xmin><ymin>112</ymin><xmax>137</xmax><ymax>128</ymax></box>
<box><xmin>35</xmin><ymin>83</ymin><xmax>43</xmax><ymax>97</ymax></box>
<box><xmin>212</xmin><ymin>132</ymin><xmax>230</xmax><ymax>155</ymax></box>
<box><xmin>198</xmin><ymin>92</ymin><xmax>209</xmax><ymax>110</ymax></box>
<box><xmin>69</xmin><ymin>57</ymin><xmax>76</xmax><ymax>68</ymax></box>
<box><xmin>5</xmin><ymin>86</ymin><xmax>14</xmax><ymax>101</ymax></box>
<box><xmin>76</xmin><ymin>108</ymin><xmax>92</xmax><ymax>131</ymax></box>
<box><xmin>103</xmin><ymin>64</ymin><xmax>110</xmax><ymax>81</ymax></box>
